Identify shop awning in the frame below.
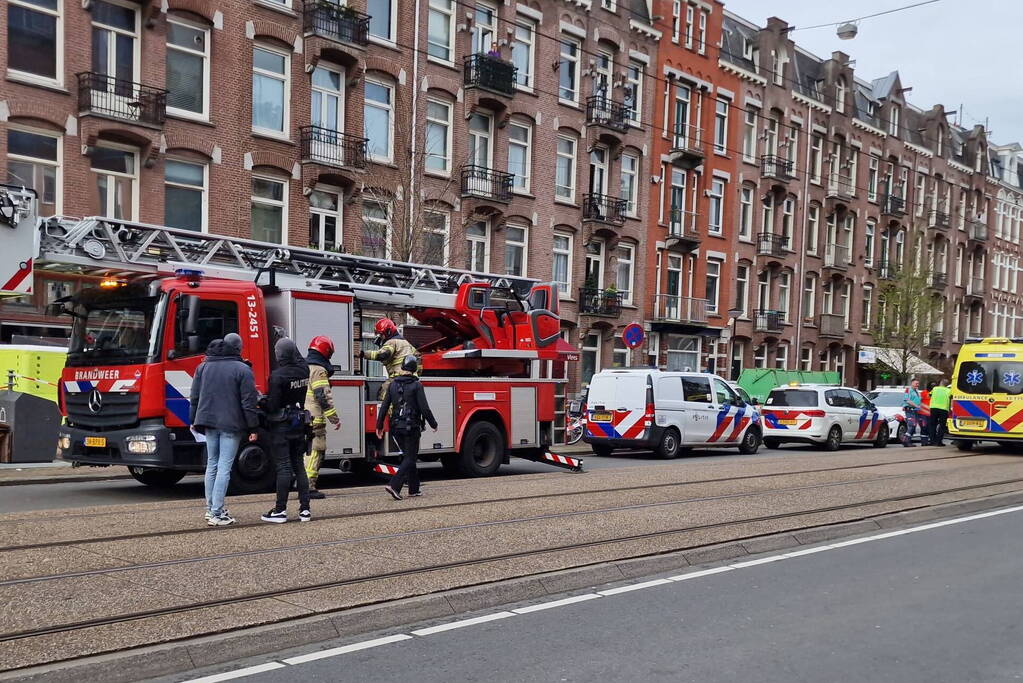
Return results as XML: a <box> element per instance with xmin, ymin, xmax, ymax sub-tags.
<box><xmin>858</xmin><ymin>346</ymin><xmax>943</xmax><ymax>375</ymax></box>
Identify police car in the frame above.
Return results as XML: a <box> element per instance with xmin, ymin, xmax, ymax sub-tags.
<box><xmin>761</xmin><ymin>383</ymin><xmax>892</xmax><ymax>450</ymax></box>
<box><xmin>582</xmin><ymin>369</ymin><xmax>762</xmax><ymax>459</ymax></box>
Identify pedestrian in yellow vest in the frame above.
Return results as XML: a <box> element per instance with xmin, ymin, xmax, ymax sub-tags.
<box><xmin>303</xmin><ymin>335</ymin><xmax>340</xmax><ymax>498</ymax></box>
<box><xmin>929</xmin><ymin>379</ymin><xmax>952</xmax><ymax>446</ymax></box>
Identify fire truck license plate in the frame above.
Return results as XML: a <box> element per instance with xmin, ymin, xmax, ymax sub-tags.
<box><xmin>957</xmin><ymin>419</ymin><xmax>985</xmax><ymax>429</ymax></box>
<box><xmin>85</xmin><ymin>437</ymin><xmax>106</xmax><ymax>448</ymax></box>
<box><xmin>778</xmin><ymin>419</ymin><xmax>798</xmax><ymax>425</ymax></box>
<box><xmin>591</xmin><ymin>412</ymin><xmax>612</xmax><ymax>423</ymax></box>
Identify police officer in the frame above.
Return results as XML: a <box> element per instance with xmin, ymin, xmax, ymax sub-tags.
<box><xmin>361</xmin><ymin>319</ymin><xmax>419</xmax><ymax>400</ymax></box>
<box><xmin>303</xmin><ymin>335</ymin><xmax>341</xmax><ymax>499</ymax></box>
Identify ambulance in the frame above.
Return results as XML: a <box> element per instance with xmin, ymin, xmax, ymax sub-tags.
<box><xmin>948</xmin><ymin>338</ymin><xmax>1023</xmax><ymax>450</ymax></box>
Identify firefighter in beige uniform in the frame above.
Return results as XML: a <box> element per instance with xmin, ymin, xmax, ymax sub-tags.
<box><xmin>361</xmin><ymin>319</ymin><xmax>419</xmax><ymax>400</ymax></box>
<box><xmin>303</xmin><ymin>335</ymin><xmax>341</xmax><ymax>499</ymax></box>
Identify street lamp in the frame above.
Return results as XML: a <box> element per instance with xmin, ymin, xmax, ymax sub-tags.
<box><xmin>727</xmin><ymin>307</ymin><xmax>744</xmax><ymax>380</ymax></box>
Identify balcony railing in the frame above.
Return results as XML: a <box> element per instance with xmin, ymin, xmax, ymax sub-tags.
<box><xmin>827</xmin><ymin>173</ymin><xmax>854</xmax><ymax>200</ymax></box>
<box><xmin>754</xmin><ymin>309</ymin><xmax>784</xmax><ymax>334</ymax></box>
<box><xmin>667</xmin><ymin>207</ymin><xmax>700</xmax><ymax>244</ymax></box>
<box><xmin>302</xmin><ymin>0</ymin><xmax>370</xmax><ymax>47</ymax></box>
<box><xmin>967</xmin><ymin>277</ymin><xmax>986</xmax><ymax>297</ymax></box>
<box><xmin>654</xmin><ymin>295</ymin><xmax>709</xmax><ymax>325</ymax></box>
<box><xmin>460</xmin><ymin>165</ymin><xmax>513</xmax><ymax>202</ymax></box>
<box><xmin>824</xmin><ymin>244</ymin><xmax>850</xmax><ymax>271</ymax></box>
<box><xmin>299</xmin><ymin>126</ymin><xmax>367</xmax><ymax>169</ymax></box>
<box><xmin>878</xmin><ymin>259</ymin><xmax>898</xmax><ymax>280</ymax></box>
<box><xmin>930</xmin><ymin>271</ymin><xmax>947</xmax><ymax>288</ymax></box>
<box><xmin>819</xmin><ymin>313</ymin><xmax>846</xmax><ymax>338</ymax></box>
<box><xmin>77</xmin><ymin>72</ymin><xmax>167</xmax><ymax>126</ymax></box>
<box><xmin>756</xmin><ymin>232</ymin><xmax>786</xmax><ymax>258</ymax></box>
<box><xmin>582</xmin><ymin>193</ymin><xmax>628</xmax><ymax>225</ymax></box>
<box><xmin>668</xmin><ymin>124</ymin><xmax>704</xmax><ymax>167</ymax></box>
<box><xmin>968</xmin><ymin>220</ymin><xmax>988</xmax><ymax>242</ymax></box>
<box><xmin>463</xmin><ymin>54</ymin><xmax>517</xmax><ymax>97</ymax></box>
<box><xmin>586</xmin><ymin>95</ymin><xmax>630</xmax><ymax>132</ymax></box>
<box><xmin>929</xmin><ymin>209</ymin><xmax>951</xmax><ymax>230</ymax></box>
<box><xmin>880</xmin><ymin>194</ymin><xmax>906</xmax><ymax>217</ymax></box>
<box><xmin>579</xmin><ymin>287</ymin><xmax>623</xmax><ymax>317</ymax></box>
<box><xmin>761</xmin><ymin>155</ymin><xmax>794</xmax><ymax>181</ymax></box>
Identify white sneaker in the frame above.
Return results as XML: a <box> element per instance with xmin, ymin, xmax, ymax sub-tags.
<box><xmin>208</xmin><ymin>513</ymin><xmax>236</xmax><ymax>526</ymax></box>
<box><xmin>299</xmin><ymin>509</ymin><xmax>312</xmax><ymax>522</ymax></box>
<box><xmin>261</xmin><ymin>509</ymin><xmax>288</xmax><ymax>524</ymax></box>
<box><xmin>205</xmin><ymin>508</ymin><xmax>229</xmax><ymax>521</ymax></box>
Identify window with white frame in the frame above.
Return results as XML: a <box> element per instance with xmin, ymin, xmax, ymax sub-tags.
<box><xmin>697</xmin><ymin>9</ymin><xmax>707</xmax><ymax>54</ymax></box>
<box><xmin>684</xmin><ymin>4</ymin><xmax>694</xmax><ymax>49</ymax></box>
<box><xmin>671</xmin><ymin>0</ymin><xmax>681</xmax><ymax>41</ymax></box>
<box><xmin>802</xmin><ymin>275</ymin><xmax>816</xmax><ymax>320</ymax></box>
<box><xmin>612</xmin><ymin>338</ymin><xmax>628</xmax><ymax>367</ymax></box>
<box><xmin>511</xmin><ymin>19</ymin><xmax>535</xmax><ymax>89</ymax></box>
<box><xmin>709</xmin><ymin>178</ymin><xmax>725</xmax><ymax>234</ymax></box>
<box><xmin>427</xmin><ymin>0</ymin><xmax>454</xmax><ymax>62</ymax></box>
<box><xmin>841</xmin><ymin>280</ymin><xmax>852</xmax><ymax>328</ymax></box>
<box><xmin>558</xmin><ymin>38</ymin><xmax>580</xmax><ymax>103</ymax></box>
<box><xmin>471</xmin><ymin>2</ymin><xmax>497</xmax><ymax>55</ymax></box>
<box><xmin>581</xmin><ymin>332</ymin><xmax>601</xmax><ymax>384</ymax></box>
<box><xmin>250</xmin><ymin>175</ymin><xmax>286</xmax><ymax>243</ymax></box>
<box><xmin>735</xmin><ymin>264</ymin><xmax>749</xmax><ymax>316</ymax></box>
<box><xmin>800</xmin><ymin>346</ymin><xmax>813</xmax><ymax>371</ymax></box>
<box><xmin>753</xmin><ymin>344</ymin><xmax>767</xmax><ymax>369</ymax></box>
<box><xmin>619</xmin><ymin>153</ymin><xmax>638</xmax><ymax>216</ymax></box>
<box><xmin>164</xmin><ymin>159</ymin><xmax>206</xmax><ymax>232</ymax></box>
<box><xmin>706</xmin><ymin>260</ymin><xmax>721</xmax><ymax>314</ymax></box>
<box><xmin>864</xmin><ymin>220</ymin><xmax>876</xmax><ymax>267</ymax></box>
<box><xmin>361</xmin><ymin>199</ymin><xmax>390</xmax><ymax>258</ymax></box>
<box><xmin>507</xmin><ymin>121</ymin><xmax>531</xmax><ymax>193</ymax></box>
<box><xmin>889</xmin><ymin>104</ymin><xmax>900</xmax><ymax>137</ymax></box>
<box><xmin>308</xmin><ymin>188</ymin><xmax>340</xmax><ymax>251</ymax></box>
<box><xmin>424</xmin><ymin>97</ymin><xmax>451</xmax><ymax>174</ymax></box>
<box><xmin>555</xmin><ymin>135</ymin><xmax>577</xmax><ymax>201</ymax></box>
<box><xmin>465</xmin><ymin>220</ymin><xmax>490</xmax><ymax>272</ymax></box>
<box><xmin>775</xmin><ymin>343</ymin><xmax>788</xmax><ymax>370</ymax></box>
<box><xmin>625</xmin><ymin>60</ymin><xmax>643</xmax><ymax>124</ymax></box>
<box><xmin>835</xmin><ymin>77</ymin><xmax>847</xmax><ymax>113</ymax></box>
<box><xmin>92</xmin><ymin>145</ymin><xmax>137</xmax><ymax>220</ymax></box>
<box><xmin>421</xmin><ymin>210</ymin><xmax>448</xmax><ymax>266</ymax></box>
<box><xmin>810</xmin><ymin>134</ymin><xmax>823</xmax><ymax>183</ymax></box>
<box><xmin>781</xmin><ymin>197</ymin><xmax>794</xmax><ymax>248</ymax></box>
<box><xmin>778</xmin><ymin>270</ymin><xmax>791</xmax><ymax>321</ymax></box>
<box><xmin>504</xmin><ymin>225</ymin><xmax>527</xmax><ymax>277</ymax></box>
<box><xmin>616</xmin><ymin>244</ymin><xmax>634</xmax><ymax>305</ymax></box>
<box><xmin>368</xmin><ymin>0</ymin><xmax>395</xmax><ymax>42</ymax></box>
<box><xmin>806</xmin><ymin>204</ymin><xmax>820</xmax><ymax>255</ymax></box>
<box><xmin>8</xmin><ymin>0</ymin><xmax>62</xmax><ymax>84</ymax></box>
<box><xmin>166</xmin><ymin>18</ymin><xmax>208</xmax><ymax>119</ymax></box>
<box><xmin>861</xmin><ymin>285</ymin><xmax>873</xmax><ymax>331</ymax></box>
<box><xmin>6</xmin><ymin>127</ymin><xmax>60</xmax><ymax>216</ymax></box>
<box><xmin>667</xmin><ymin>335</ymin><xmax>700</xmax><ymax>372</ymax></box>
<box><xmin>714</xmin><ymin>99</ymin><xmax>728</xmax><ymax>153</ymax></box>
<box><xmin>914</xmin><ymin>174</ymin><xmax>926</xmax><ymax>216</ymax></box>
<box><xmin>552</xmin><ymin>232</ymin><xmax>572</xmax><ymax>295</ymax></box>
<box><xmin>742</xmin><ymin>107</ymin><xmax>757</xmax><ymax>162</ymax></box>
<box><xmin>252</xmin><ymin>46</ymin><xmax>289</xmax><ymax>136</ymax></box>
<box><xmin>672</xmin><ymin>83</ymin><xmax>692</xmax><ymax>148</ymax></box>
<box><xmin>364</xmin><ymin>77</ymin><xmax>393</xmax><ymax>162</ymax></box>
<box><xmin>867</xmin><ymin>156</ymin><xmax>879</xmax><ymax>201</ymax></box>
<box><xmin>669</xmin><ymin>168</ymin><xmax>687</xmax><ymax>226</ymax></box>
<box><xmin>739</xmin><ymin>185</ymin><xmax>753</xmax><ymax>239</ymax></box>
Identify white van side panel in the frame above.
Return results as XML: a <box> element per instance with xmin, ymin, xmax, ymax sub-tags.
<box><xmin>588</xmin><ymin>373</ymin><xmax>649</xmax><ymax>411</ymax></box>
<box><xmin>654</xmin><ymin>376</ymin><xmax>686</xmax><ymax>437</ymax></box>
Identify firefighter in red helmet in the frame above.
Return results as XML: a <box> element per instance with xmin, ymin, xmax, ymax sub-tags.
<box><xmin>303</xmin><ymin>335</ymin><xmax>340</xmax><ymax>498</ymax></box>
<box><xmin>361</xmin><ymin>318</ymin><xmax>419</xmax><ymax>400</ymax></box>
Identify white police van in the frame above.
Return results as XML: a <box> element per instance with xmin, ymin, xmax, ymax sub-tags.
<box><xmin>582</xmin><ymin>369</ymin><xmax>762</xmax><ymax>458</ymax></box>
<box><xmin>761</xmin><ymin>383</ymin><xmax>893</xmax><ymax>450</ymax></box>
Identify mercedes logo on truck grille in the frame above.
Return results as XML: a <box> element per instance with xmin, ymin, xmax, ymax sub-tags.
<box><xmin>88</xmin><ymin>389</ymin><xmax>103</xmax><ymax>413</ymax></box>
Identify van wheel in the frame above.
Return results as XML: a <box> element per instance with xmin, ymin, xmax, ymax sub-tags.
<box><xmin>823</xmin><ymin>426</ymin><xmax>842</xmax><ymax>452</ymax></box>
<box><xmin>873</xmin><ymin>424</ymin><xmax>890</xmax><ymax>448</ymax></box>
<box><xmin>656</xmin><ymin>428</ymin><xmax>681</xmax><ymax>459</ymax></box>
<box><xmin>458</xmin><ymin>420</ymin><xmax>503</xmax><ymax>477</ymax></box>
<box><xmin>956</xmin><ymin>440</ymin><xmax>974</xmax><ymax>452</ymax></box>
<box><xmin>128</xmin><ymin>467</ymin><xmax>187</xmax><ymax>488</ymax></box>
<box><xmin>592</xmin><ymin>444</ymin><xmax>614</xmax><ymax>457</ymax></box>
<box><xmin>738</xmin><ymin>429</ymin><xmax>760</xmax><ymax>455</ymax></box>
<box><xmin>229</xmin><ymin>441</ymin><xmax>276</xmax><ymax>494</ymax></box>
<box><xmin>763</xmin><ymin>437</ymin><xmax>781</xmax><ymax>450</ymax></box>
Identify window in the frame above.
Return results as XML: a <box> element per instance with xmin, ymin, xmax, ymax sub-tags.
<box><xmin>507</xmin><ymin>121</ymin><xmax>532</xmax><ymax>193</ymax></box>
<box><xmin>684</xmin><ymin>376</ymin><xmax>713</xmax><ymax>403</ymax></box>
<box><xmin>697</xmin><ymin>9</ymin><xmax>708</xmax><ymax>54</ymax></box>
<box><xmin>802</xmin><ymin>275</ymin><xmax>816</xmax><ymax>320</ymax></box>
<box><xmin>559</xmin><ymin>38</ymin><xmax>580</xmax><ymax>103</ymax></box>
<box><xmin>174</xmin><ymin>300</ymin><xmax>239</xmax><ymax>356</ymax></box>
<box><xmin>364</xmin><ymin>78</ymin><xmax>393</xmax><ymax>162</ymax></box>
<box><xmin>92</xmin><ymin>145</ymin><xmax>136</xmax><ymax>220</ymax></box>
<box><xmin>806</xmin><ymin>204</ymin><xmax>820</xmax><ymax>255</ymax></box>
<box><xmin>555</xmin><ymin>135</ymin><xmax>577</xmax><ymax>201</ymax></box>
<box><xmin>422</xmin><ymin>211</ymin><xmax>447</xmax><ymax>266</ymax></box>
<box><xmin>735</xmin><ymin>264</ymin><xmax>749</xmax><ymax>316</ymax></box>
<box><xmin>166</xmin><ymin>18</ymin><xmax>208</xmax><ymax>118</ymax></box>
<box><xmin>581</xmin><ymin>333</ymin><xmax>600</xmax><ymax>385</ymax></box>
<box><xmin>307</xmin><ymin>188</ymin><xmax>342</xmax><ymax>253</ymax></box>
<box><xmin>252</xmin><ymin>46</ymin><xmax>289</xmax><ymax>135</ymax></box>
<box><xmin>619</xmin><ymin>153</ymin><xmax>639</xmax><ymax>216</ymax></box>
<box><xmin>862</xmin><ymin>285</ymin><xmax>873</xmax><ymax>331</ymax></box>
<box><xmin>739</xmin><ymin>186</ymin><xmax>753</xmax><ymax>240</ymax></box>
<box><xmin>361</xmin><ymin>200</ymin><xmax>390</xmax><ymax>258</ymax></box>
<box><xmin>742</xmin><ymin>107</ymin><xmax>757</xmax><ymax>162</ymax></box>
<box><xmin>368</xmin><ymin>0</ymin><xmax>395</xmax><ymax>42</ymax></box>
<box><xmin>778</xmin><ymin>271</ymin><xmax>791</xmax><ymax>322</ymax></box>
<box><xmin>672</xmin><ymin>84</ymin><xmax>692</xmax><ymax>148</ymax></box>
<box><xmin>714</xmin><ymin>99</ymin><xmax>728</xmax><ymax>154</ymax></box>
<box><xmin>423</xmin><ymin>98</ymin><xmax>451</xmax><ymax>174</ymax></box>
<box><xmin>708</xmin><ymin>179</ymin><xmax>724</xmax><ymax>234</ymax></box>
<box><xmin>731</xmin><ymin>340</ymin><xmax>745</xmax><ymax>380</ymax></box>
<box><xmin>466</xmin><ymin>221</ymin><xmax>490</xmax><ymax>272</ymax></box>
<box><xmin>616</xmin><ymin>244</ymin><xmax>634</xmax><ymax>305</ymax></box>
<box><xmin>427</xmin><ymin>0</ymin><xmax>454</xmax><ymax>61</ymax></box>
<box><xmin>6</xmin><ymin>127</ymin><xmax>60</xmax><ymax>215</ymax></box>
<box><xmin>612</xmin><ymin>339</ymin><xmax>628</xmax><ymax>368</ymax></box>
<box><xmin>8</xmin><ymin>0</ymin><xmax>62</xmax><ymax>84</ymax></box>
<box><xmin>552</xmin><ymin>232</ymin><xmax>572</xmax><ymax>294</ymax></box>
<box><xmin>164</xmin><ymin>159</ymin><xmax>205</xmax><ymax>232</ymax></box>
<box><xmin>250</xmin><ymin>175</ymin><xmax>286</xmax><ymax>243</ymax></box>
<box><xmin>504</xmin><ymin>225</ymin><xmax>527</xmax><ymax>277</ymax></box>
<box><xmin>775</xmin><ymin>344</ymin><xmax>788</xmax><ymax>370</ymax></box>
<box><xmin>753</xmin><ymin>345</ymin><xmax>767</xmax><ymax>369</ymax></box>
<box><xmin>684</xmin><ymin>4</ymin><xmax>694</xmax><ymax>49</ymax></box>
<box><xmin>914</xmin><ymin>174</ymin><xmax>926</xmax><ymax>217</ymax></box>
<box><xmin>781</xmin><ymin>197</ymin><xmax>794</xmax><ymax>249</ymax></box>
<box><xmin>889</xmin><ymin>104</ymin><xmax>900</xmax><ymax>137</ymax></box>
<box><xmin>867</xmin><ymin>156</ymin><xmax>879</xmax><ymax>201</ymax></box>
<box><xmin>511</xmin><ymin>19</ymin><xmax>534</xmax><ymax>89</ymax></box>
<box><xmin>667</xmin><ymin>335</ymin><xmax>700</xmax><ymax>372</ymax></box>
<box><xmin>835</xmin><ymin>77</ymin><xmax>847</xmax><ymax>113</ymax></box>
<box><xmin>672</xmin><ymin>0</ymin><xmax>681</xmax><ymax>42</ymax></box>
<box><xmin>624</xmin><ymin>61</ymin><xmax>643</xmax><ymax>124</ymax></box>
<box><xmin>800</xmin><ymin>347</ymin><xmax>813</xmax><ymax>371</ymax></box>
<box><xmin>669</xmin><ymin>168</ymin><xmax>687</xmax><ymax>224</ymax></box>
<box><xmin>471</xmin><ymin>2</ymin><xmax>497</xmax><ymax>55</ymax></box>
<box><xmin>772</xmin><ymin>48</ymin><xmax>785</xmax><ymax>86</ymax></box>
<box><xmin>864</xmin><ymin>220</ymin><xmax>876</xmax><ymax>267</ymax></box>
<box><xmin>841</xmin><ymin>281</ymin><xmax>852</xmax><ymax>329</ymax></box>
<box><xmin>810</xmin><ymin>134</ymin><xmax>823</xmax><ymax>183</ymax></box>
<box><xmin>705</xmin><ymin>260</ymin><xmax>721</xmax><ymax>314</ymax></box>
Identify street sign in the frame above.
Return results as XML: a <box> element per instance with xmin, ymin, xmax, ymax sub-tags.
<box><xmin>622</xmin><ymin>323</ymin><xmax>645</xmax><ymax>349</ymax></box>
<box><xmin>858</xmin><ymin>349</ymin><xmax>877</xmax><ymax>364</ymax></box>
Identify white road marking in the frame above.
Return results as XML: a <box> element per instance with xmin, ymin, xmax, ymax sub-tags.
<box><xmin>282</xmin><ymin>634</ymin><xmax>412</xmax><ymax>665</ymax></box>
<box><xmin>730</xmin><ymin>556</ymin><xmax>784</xmax><ymax>568</ymax></box>
<box><xmin>512</xmin><ymin>593</ymin><xmax>602</xmax><ymax>614</ymax></box>
<box><xmin>666</xmin><ymin>566</ymin><xmax>735</xmax><ymax>582</ymax></box>
<box><xmin>183</xmin><ymin>662</ymin><xmax>287</xmax><ymax>682</ymax></box>
<box><xmin>410</xmin><ymin>611</ymin><xmax>515</xmax><ymax>636</ymax></box>
<box><xmin>597</xmin><ymin>578</ymin><xmax>673</xmax><ymax>596</ymax></box>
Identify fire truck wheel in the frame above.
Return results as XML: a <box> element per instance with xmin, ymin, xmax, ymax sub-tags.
<box><xmin>128</xmin><ymin>467</ymin><xmax>187</xmax><ymax>488</ymax></box>
<box><xmin>229</xmin><ymin>442</ymin><xmax>276</xmax><ymax>494</ymax></box>
<box><xmin>440</xmin><ymin>453</ymin><xmax>462</xmax><ymax>476</ymax></box>
<box><xmin>458</xmin><ymin>420</ymin><xmax>503</xmax><ymax>476</ymax></box>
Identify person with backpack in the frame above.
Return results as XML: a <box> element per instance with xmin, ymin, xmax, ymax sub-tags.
<box><xmin>189</xmin><ymin>332</ymin><xmax>260</xmax><ymax>526</ymax></box>
<box><xmin>261</xmin><ymin>338</ymin><xmax>314</xmax><ymax>523</ymax></box>
<box><xmin>375</xmin><ymin>356</ymin><xmax>438</xmax><ymax>500</ymax></box>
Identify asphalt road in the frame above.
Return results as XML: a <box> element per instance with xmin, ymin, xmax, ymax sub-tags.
<box><xmin>171</xmin><ymin>505</ymin><xmax>1023</xmax><ymax>683</ymax></box>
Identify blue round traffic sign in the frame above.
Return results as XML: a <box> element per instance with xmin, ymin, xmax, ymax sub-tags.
<box><xmin>622</xmin><ymin>323</ymin><xmax>645</xmax><ymax>349</ymax></box>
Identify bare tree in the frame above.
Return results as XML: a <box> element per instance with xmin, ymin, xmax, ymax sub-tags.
<box><xmin>870</xmin><ymin>263</ymin><xmax>944</xmax><ymax>383</ymax></box>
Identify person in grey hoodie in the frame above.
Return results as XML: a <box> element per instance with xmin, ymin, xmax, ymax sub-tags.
<box><xmin>189</xmin><ymin>332</ymin><xmax>260</xmax><ymax>526</ymax></box>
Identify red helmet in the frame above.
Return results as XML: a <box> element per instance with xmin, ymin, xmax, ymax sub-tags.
<box><xmin>374</xmin><ymin>318</ymin><xmax>398</xmax><ymax>339</ymax></box>
<box><xmin>308</xmin><ymin>335</ymin><xmax>335</xmax><ymax>358</ymax></box>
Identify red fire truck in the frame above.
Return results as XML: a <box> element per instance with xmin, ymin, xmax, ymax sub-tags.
<box><xmin>0</xmin><ymin>185</ymin><xmax>580</xmax><ymax>492</ymax></box>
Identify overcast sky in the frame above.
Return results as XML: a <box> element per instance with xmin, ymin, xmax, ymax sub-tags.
<box><xmin>721</xmin><ymin>0</ymin><xmax>1023</xmax><ymax>145</ymax></box>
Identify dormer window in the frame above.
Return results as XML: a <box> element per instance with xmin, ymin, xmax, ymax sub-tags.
<box><xmin>888</xmin><ymin>104</ymin><xmax>900</xmax><ymax>137</ymax></box>
<box><xmin>772</xmin><ymin>48</ymin><xmax>787</xmax><ymax>86</ymax></box>
<box><xmin>835</xmin><ymin>77</ymin><xmax>847</xmax><ymax>113</ymax></box>
<box><xmin>742</xmin><ymin>38</ymin><xmax>754</xmax><ymax>60</ymax></box>
<box><xmin>936</xmin><ymin>128</ymin><xmax>944</xmax><ymax>156</ymax></box>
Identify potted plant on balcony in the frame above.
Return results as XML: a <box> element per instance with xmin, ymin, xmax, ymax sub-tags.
<box><xmin>602</xmin><ymin>285</ymin><xmax>620</xmax><ymax>312</ymax></box>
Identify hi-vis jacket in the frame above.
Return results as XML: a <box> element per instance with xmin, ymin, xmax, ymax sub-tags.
<box><xmin>304</xmin><ymin>363</ymin><xmax>339</xmax><ymax>431</ymax></box>
<box><xmin>364</xmin><ymin>335</ymin><xmax>418</xmax><ymax>377</ymax></box>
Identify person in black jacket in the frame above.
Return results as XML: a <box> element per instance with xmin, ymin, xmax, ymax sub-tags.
<box><xmin>376</xmin><ymin>356</ymin><xmax>438</xmax><ymax>500</ymax></box>
<box><xmin>261</xmin><ymin>338</ymin><xmax>313</xmax><ymax>523</ymax></box>
<box><xmin>189</xmin><ymin>332</ymin><xmax>260</xmax><ymax>526</ymax></box>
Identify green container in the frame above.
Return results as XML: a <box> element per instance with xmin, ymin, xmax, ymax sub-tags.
<box><xmin>737</xmin><ymin>369</ymin><xmax>841</xmax><ymax>403</ymax></box>
<box><xmin>0</xmin><ymin>345</ymin><xmax>67</xmax><ymax>403</ymax></box>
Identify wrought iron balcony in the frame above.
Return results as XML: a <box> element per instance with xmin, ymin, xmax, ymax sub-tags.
<box><xmin>818</xmin><ymin>313</ymin><xmax>846</xmax><ymax>338</ymax></box>
<box><xmin>967</xmin><ymin>277</ymin><xmax>986</xmax><ymax>298</ymax></box>
<box><xmin>930</xmin><ymin>271</ymin><xmax>947</xmax><ymax>289</ymax></box>
<box><xmin>582</xmin><ymin>193</ymin><xmax>628</xmax><ymax>225</ymax></box>
<box><xmin>586</xmin><ymin>95</ymin><xmax>630</xmax><ymax>132</ymax></box>
<box><xmin>823</xmin><ymin>244</ymin><xmax>850</xmax><ymax>271</ymax></box>
<box><xmin>77</xmin><ymin>72</ymin><xmax>167</xmax><ymax>126</ymax></box>
<box><xmin>968</xmin><ymin>220</ymin><xmax>988</xmax><ymax>242</ymax></box>
<box><xmin>878</xmin><ymin>259</ymin><xmax>898</xmax><ymax>280</ymax></box>
<box><xmin>653</xmin><ymin>295</ymin><xmax>709</xmax><ymax>325</ymax></box>
<box><xmin>880</xmin><ymin>194</ymin><xmax>906</xmax><ymax>217</ymax></box>
<box><xmin>667</xmin><ymin>124</ymin><xmax>704</xmax><ymax>168</ymax></box>
<box><xmin>300</xmin><ymin>126</ymin><xmax>367</xmax><ymax>169</ymax></box>
<box><xmin>761</xmin><ymin>155</ymin><xmax>794</xmax><ymax>182</ymax></box>
<box><xmin>826</xmin><ymin>173</ymin><xmax>854</xmax><ymax>201</ymax></box>
<box><xmin>460</xmin><ymin>165</ymin><xmax>513</xmax><ymax>202</ymax></box>
<box><xmin>666</xmin><ymin>207</ymin><xmax>700</xmax><ymax>249</ymax></box>
<box><xmin>463</xmin><ymin>54</ymin><xmax>517</xmax><ymax>97</ymax></box>
<box><xmin>929</xmin><ymin>209</ymin><xmax>951</xmax><ymax>230</ymax></box>
<box><xmin>579</xmin><ymin>287</ymin><xmax>623</xmax><ymax>317</ymax></box>
<box><xmin>302</xmin><ymin>0</ymin><xmax>370</xmax><ymax>47</ymax></box>
<box><xmin>756</xmin><ymin>232</ymin><xmax>786</xmax><ymax>258</ymax></box>
<box><xmin>754</xmin><ymin>309</ymin><xmax>784</xmax><ymax>334</ymax></box>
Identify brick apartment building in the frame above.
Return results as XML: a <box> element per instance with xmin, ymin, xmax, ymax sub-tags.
<box><xmin>988</xmin><ymin>143</ymin><xmax>1023</xmax><ymax>337</ymax></box>
<box><xmin>0</xmin><ymin>0</ymin><xmax>660</xmax><ymax>398</ymax></box>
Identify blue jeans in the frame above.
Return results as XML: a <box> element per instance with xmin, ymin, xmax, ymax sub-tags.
<box><xmin>204</xmin><ymin>429</ymin><xmax>243</xmax><ymax>515</ymax></box>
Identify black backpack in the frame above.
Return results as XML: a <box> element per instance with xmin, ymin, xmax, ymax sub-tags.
<box><xmin>390</xmin><ymin>381</ymin><xmax>419</xmax><ymax>433</ymax></box>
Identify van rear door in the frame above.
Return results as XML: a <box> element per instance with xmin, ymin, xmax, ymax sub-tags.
<box><xmin>587</xmin><ymin>372</ymin><xmax>649</xmax><ymax>439</ymax></box>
